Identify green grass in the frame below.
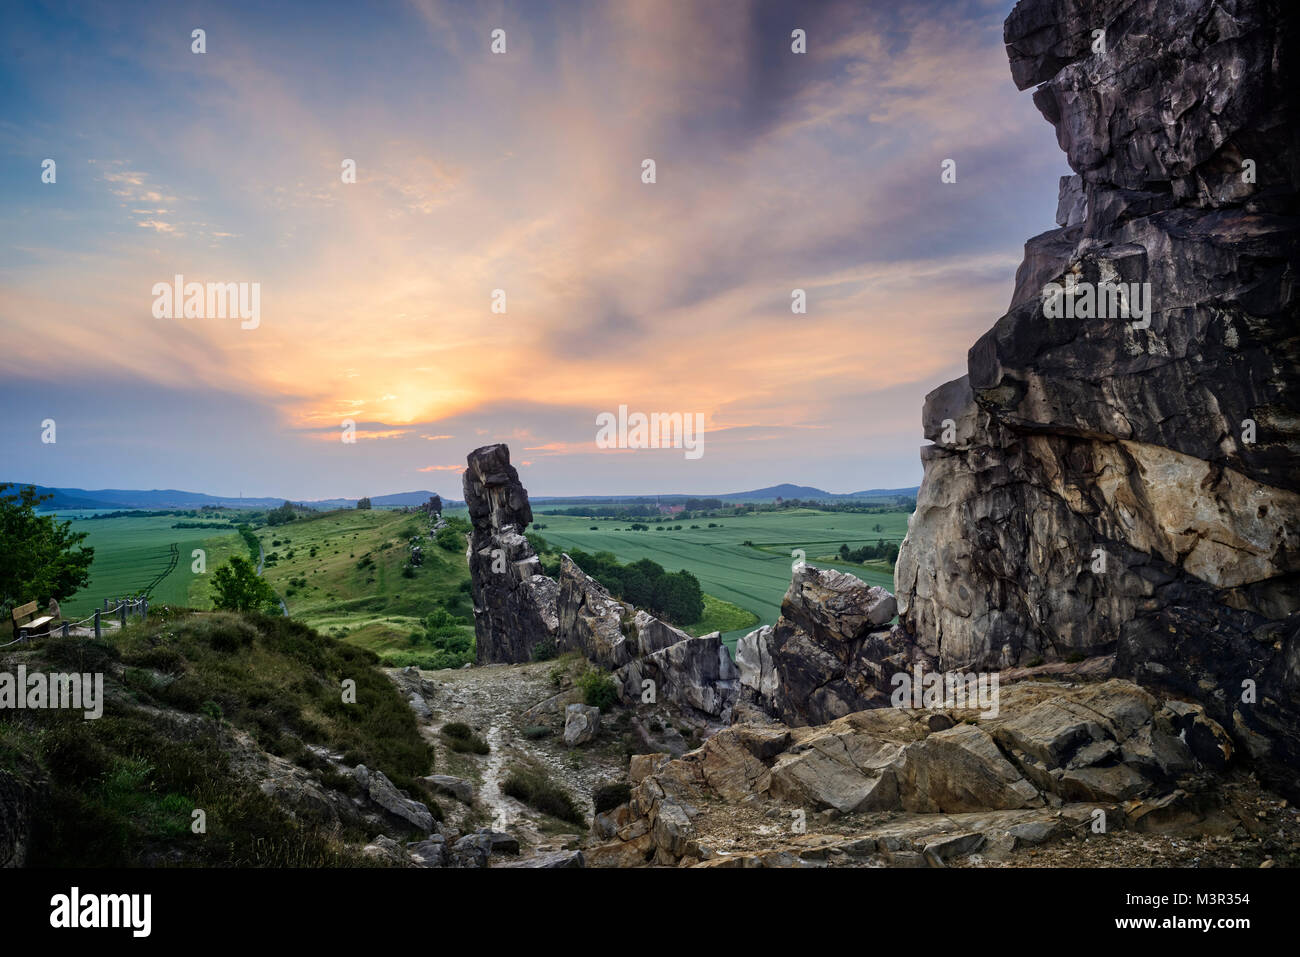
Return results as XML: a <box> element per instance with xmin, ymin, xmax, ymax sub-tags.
<box><xmin>59</xmin><ymin>515</ymin><xmax>241</xmax><ymax>616</ymax></box>
<box><xmin>686</xmin><ymin>593</ymin><xmax>760</xmax><ymax>637</ymax></box>
<box><xmin>252</xmin><ymin>508</ymin><xmax>474</xmax><ymax>666</ymax></box>
<box><xmin>532</xmin><ymin>508</ymin><xmax>909</xmax><ymax>649</ymax></box>
<box><xmin>0</xmin><ymin>609</ymin><xmax>433</xmax><ymax>866</ymax></box>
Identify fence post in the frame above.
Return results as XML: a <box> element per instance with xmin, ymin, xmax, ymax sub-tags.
<box><xmin>142</xmin><ymin>599</ymin><xmax>149</xmax><ymax>620</ymax></box>
<box><xmin>103</xmin><ymin>598</ymin><xmax>108</xmax><ymax>611</ymax></box>
<box><xmin>94</xmin><ymin>609</ymin><xmax>101</xmax><ymax>639</ymax></box>
<box><xmin>119</xmin><ymin>602</ymin><xmax>127</xmax><ymax>627</ymax></box>
<box><xmin>61</xmin><ymin>622</ymin><xmax>70</xmax><ymax>638</ymax></box>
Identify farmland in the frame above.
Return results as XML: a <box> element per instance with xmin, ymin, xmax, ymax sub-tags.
<box><xmin>56</xmin><ymin>513</ymin><xmax>241</xmax><ymax>616</ymax></box>
<box><xmin>52</xmin><ymin>503</ymin><xmax>911</xmax><ymax>660</ymax></box>
<box><xmin>529</xmin><ymin>507</ymin><xmax>910</xmax><ymax>649</ymax></box>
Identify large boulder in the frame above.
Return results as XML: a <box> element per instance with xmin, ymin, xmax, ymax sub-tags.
<box><xmin>464</xmin><ymin>444</ymin><xmax>559</xmax><ymax>663</ymax></box>
<box><xmin>736</xmin><ymin>564</ymin><xmax>928</xmax><ymax>726</ymax></box>
<box><xmin>895</xmin><ymin>0</ymin><xmax>1300</xmax><ymax>798</ymax></box>
<box><xmin>353</xmin><ymin>765</ymin><xmax>435</xmax><ymax>833</ymax></box>
<box><xmin>563</xmin><ymin>703</ymin><xmax>601</xmax><ymax>747</ymax></box>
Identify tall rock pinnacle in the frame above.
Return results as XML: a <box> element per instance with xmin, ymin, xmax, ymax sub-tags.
<box><xmin>463</xmin><ymin>444</ymin><xmax>558</xmax><ymax>663</ymax></box>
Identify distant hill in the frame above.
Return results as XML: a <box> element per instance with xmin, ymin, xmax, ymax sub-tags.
<box><xmin>533</xmin><ymin>484</ymin><xmax>920</xmax><ymax>505</ymax></box>
<box><xmin>12</xmin><ymin>481</ymin><xmax>916</xmax><ymax>511</ymax></box>
<box><xmin>10</xmin><ymin>483</ymin><xmax>458</xmax><ymax>511</ymax></box>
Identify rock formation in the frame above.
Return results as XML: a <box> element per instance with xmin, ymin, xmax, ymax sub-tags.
<box><xmin>558</xmin><ymin>551</ymin><xmax>741</xmax><ymax>723</ymax></box>
<box><xmin>589</xmin><ymin>678</ymin><xmax>1248</xmax><ymax>867</ymax></box>
<box><xmin>464</xmin><ymin>444</ymin><xmax>559</xmax><ymax>663</ymax></box>
<box><xmin>736</xmin><ymin>564</ymin><xmax>926</xmax><ymax>726</ymax></box>
<box><xmin>895</xmin><ymin>0</ymin><xmax>1300</xmax><ymax>796</ymax></box>
<box><xmin>557</xmin><ymin>554</ymin><xmax>636</xmax><ymax>668</ymax></box>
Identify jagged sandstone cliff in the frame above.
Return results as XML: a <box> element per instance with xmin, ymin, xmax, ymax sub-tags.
<box><xmin>895</xmin><ymin>0</ymin><xmax>1299</xmax><ymax>795</ymax></box>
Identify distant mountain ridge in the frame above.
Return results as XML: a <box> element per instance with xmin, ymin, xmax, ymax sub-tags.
<box><xmin>10</xmin><ymin>481</ymin><xmax>918</xmax><ymax>511</ymax></box>
<box><xmin>9</xmin><ymin>484</ymin><xmax>453</xmax><ymax>511</ymax></box>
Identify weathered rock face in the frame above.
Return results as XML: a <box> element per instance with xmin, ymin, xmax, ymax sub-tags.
<box><xmin>615</xmin><ymin>631</ymin><xmax>740</xmax><ymax>723</ymax></box>
<box><xmin>557</xmin><ymin>554</ymin><xmax>635</xmax><ymax>668</ymax></box>
<box><xmin>896</xmin><ymin>0</ymin><xmax>1300</xmax><ymax>796</ymax></box>
<box><xmin>464</xmin><ymin>445</ymin><xmax>559</xmax><ymax>664</ymax></box>
<box><xmin>593</xmin><ymin>678</ymin><xmax>1240</xmax><ymax>866</ymax></box>
<box><xmin>736</xmin><ymin>564</ymin><xmax>928</xmax><ymax>726</ymax></box>
<box><xmin>556</xmin><ymin>552</ymin><xmax>740</xmax><ymax>723</ymax></box>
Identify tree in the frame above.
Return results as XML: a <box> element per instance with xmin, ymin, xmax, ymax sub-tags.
<box><xmin>654</xmin><ymin>570</ymin><xmax>704</xmax><ymax>625</ymax></box>
<box><xmin>210</xmin><ymin>555</ymin><xmax>278</xmax><ymax>613</ymax></box>
<box><xmin>266</xmin><ymin>500</ymin><xmax>297</xmax><ymax>526</ymax></box>
<box><xmin>356</xmin><ymin>496</ymin><xmax>372</xmax><ymax>510</ymax></box>
<box><xmin>0</xmin><ymin>484</ymin><xmax>94</xmax><ymax>612</ymax></box>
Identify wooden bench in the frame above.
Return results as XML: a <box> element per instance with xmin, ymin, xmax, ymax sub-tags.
<box><xmin>10</xmin><ymin>601</ymin><xmax>55</xmax><ymax>640</ymax></box>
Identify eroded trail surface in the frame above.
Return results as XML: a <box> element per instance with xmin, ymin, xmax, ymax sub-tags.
<box><xmin>392</xmin><ymin>659</ymin><xmax>627</xmax><ymax>860</ymax></box>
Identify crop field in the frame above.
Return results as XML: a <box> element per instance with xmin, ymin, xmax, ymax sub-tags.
<box><xmin>529</xmin><ymin>507</ymin><xmax>911</xmax><ymax>648</ymax></box>
<box><xmin>57</xmin><ymin>514</ymin><xmax>241</xmax><ymax>616</ymax></box>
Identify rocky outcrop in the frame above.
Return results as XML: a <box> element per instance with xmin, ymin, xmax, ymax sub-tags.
<box><xmin>736</xmin><ymin>564</ymin><xmax>928</xmax><ymax>726</ymax></box>
<box><xmin>615</xmin><ymin>631</ymin><xmax>740</xmax><ymax>723</ymax></box>
<box><xmin>353</xmin><ymin>764</ymin><xmax>436</xmax><ymax>833</ymax></box>
<box><xmin>591</xmin><ymin>678</ymin><xmax>1245</xmax><ymax>866</ymax></box>
<box><xmin>895</xmin><ymin>0</ymin><xmax>1300</xmax><ymax>796</ymax></box>
<box><xmin>464</xmin><ymin>444</ymin><xmax>559</xmax><ymax>663</ymax></box>
<box><xmin>557</xmin><ymin>553</ymin><xmax>741</xmax><ymax>723</ymax></box>
<box><xmin>557</xmin><ymin>554</ymin><xmax>635</xmax><ymax>668</ymax></box>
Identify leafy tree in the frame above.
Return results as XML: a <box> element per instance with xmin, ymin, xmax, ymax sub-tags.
<box><xmin>0</xmin><ymin>484</ymin><xmax>94</xmax><ymax>612</ymax></box>
<box><xmin>356</xmin><ymin>496</ymin><xmax>372</xmax><ymax>510</ymax></box>
<box><xmin>266</xmin><ymin>501</ymin><xmax>297</xmax><ymax>526</ymax></box>
<box><xmin>654</xmin><ymin>570</ymin><xmax>704</xmax><ymax>625</ymax></box>
<box><xmin>210</xmin><ymin>555</ymin><xmax>279</xmax><ymax>613</ymax></box>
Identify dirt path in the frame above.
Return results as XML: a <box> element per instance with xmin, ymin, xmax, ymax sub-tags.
<box><xmin>391</xmin><ymin>658</ymin><xmax>629</xmax><ymax>855</ymax></box>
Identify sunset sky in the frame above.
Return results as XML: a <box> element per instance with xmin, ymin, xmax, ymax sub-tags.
<box><xmin>0</xmin><ymin>0</ymin><xmax>1065</xmax><ymax>500</ymax></box>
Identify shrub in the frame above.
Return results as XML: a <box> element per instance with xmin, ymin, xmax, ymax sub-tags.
<box><xmin>531</xmin><ymin>637</ymin><xmax>557</xmax><ymax>662</ymax></box>
<box><xmin>592</xmin><ymin>782</ymin><xmax>632</xmax><ymax>815</ymax></box>
<box><xmin>577</xmin><ymin>669</ymin><xmax>618</xmax><ymax>710</ymax></box>
<box><xmin>440</xmin><ymin>722</ymin><xmax>489</xmax><ymax>754</ymax></box>
<box><xmin>502</xmin><ymin>764</ymin><xmax>584</xmax><ymax>825</ymax></box>
<box><xmin>435</xmin><ymin>527</ymin><xmax>463</xmax><ymax>551</ymax></box>
<box><xmin>522</xmin><ymin>725</ymin><xmax>552</xmax><ymax>740</ymax></box>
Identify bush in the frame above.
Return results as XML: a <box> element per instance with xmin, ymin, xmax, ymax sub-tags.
<box><xmin>592</xmin><ymin>782</ymin><xmax>632</xmax><ymax>815</ymax></box>
<box><xmin>577</xmin><ymin>669</ymin><xmax>618</xmax><ymax>710</ymax></box>
<box><xmin>435</xmin><ymin>527</ymin><xmax>463</xmax><ymax>551</ymax></box>
<box><xmin>522</xmin><ymin>725</ymin><xmax>552</xmax><ymax>740</ymax></box>
<box><xmin>502</xmin><ymin>765</ymin><xmax>584</xmax><ymax>825</ymax></box>
<box><xmin>531</xmin><ymin>637</ymin><xmax>557</xmax><ymax>662</ymax></box>
<box><xmin>441</xmin><ymin>722</ymin><xmax>489</xmax><ymax>754</ymax></box>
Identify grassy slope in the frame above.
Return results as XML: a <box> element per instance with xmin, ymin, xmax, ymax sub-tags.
<box><xmin>61</xmin><ymin>515</ymin><xmax>241</xmax><ymax>616</ymax></box>
<box><xmin>532</xmin><ymin>508</ymin><xmax>910</xmax><ymax>647</ymax></box>
<box><xmin>0</xmin><ymin>610</ymin><xmax>433</xmax><ymax>866</ymax></box>
<box><xmin>251</xmin><ymin>509</ymin><xmax>474</xmax><ymax>663</ymax></box>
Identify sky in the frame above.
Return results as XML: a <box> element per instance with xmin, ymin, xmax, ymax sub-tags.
<box><xmin>0</xmin><ymin>0</ymin><xmax>1067</xmax><ymax>500</ymax></box>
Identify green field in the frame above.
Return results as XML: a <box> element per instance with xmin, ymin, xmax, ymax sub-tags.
<box><xmin>251</xmin><ymin>508</ymin><xmax>474</xmax><ymax>664</ymax></box>
<box><xmin>55</xmin><ymin>503</ymin><xmax>909</xmax><ymax>660</ymax></box>
<box><xmin>529</xmin><ymin>507</ymin><xmax>910</xmax><ymax>648</ymax></box>
<box><xmin>59</xmin><ymin>514</ymin><xmax>241</xmax><ymax>617</ymax></box>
